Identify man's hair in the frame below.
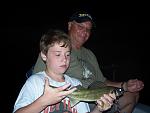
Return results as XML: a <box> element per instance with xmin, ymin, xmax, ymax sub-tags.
<box><xmin>40</xmin><ymin>29</ymin><xmax>71</xmax><ymax>55</ymax></box>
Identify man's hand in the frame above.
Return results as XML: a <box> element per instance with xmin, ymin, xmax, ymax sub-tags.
<box><xmin>124</xmin><ymin>79</ymin><xmax>144</xmax><ymax>92</ymax></box>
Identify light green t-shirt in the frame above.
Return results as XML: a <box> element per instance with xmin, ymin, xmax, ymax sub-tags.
<box><xmin>33</xmin><ymin>47</ymin><xmax>106</xmax><ymax>88</ymax></box>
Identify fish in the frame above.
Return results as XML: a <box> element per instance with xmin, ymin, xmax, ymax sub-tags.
<box><xmin>50</xmin><ymin>82</ymin><xmax>124</xmax><ymax>108</ymax></box>
<box><xmin>67</xmin><ymin>85</ymin><xmax>124</xmax><ymax>107</ymax></box>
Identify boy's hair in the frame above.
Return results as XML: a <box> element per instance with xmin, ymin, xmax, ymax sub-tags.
<box><xmin>40</xmin><ymin>29</ymin><xmax>71</xmax><ymax>55</ymax></box>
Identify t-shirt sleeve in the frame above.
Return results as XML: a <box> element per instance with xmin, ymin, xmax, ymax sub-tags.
<box><xmin>13</xmin><ymin>76</ymin><xmax>44</xmax><ymax>112</ymax></box>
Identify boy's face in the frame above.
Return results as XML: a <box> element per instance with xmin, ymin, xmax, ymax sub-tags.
<box><xmin>42</xmin><ymin>43</ymin><xmax>71</xmax><ymax>75</ymax></box>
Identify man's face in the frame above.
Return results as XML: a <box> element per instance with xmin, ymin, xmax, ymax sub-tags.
<box><xmin>68</xmin><ymin>21</ymin><xmax>92</xmax><ymax>48</ymax></box>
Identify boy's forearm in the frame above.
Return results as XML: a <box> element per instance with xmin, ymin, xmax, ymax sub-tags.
<box><xmin>14</xmin><ymin>96</ymin><xmax>47</xmax><ymax>113</ymax></box>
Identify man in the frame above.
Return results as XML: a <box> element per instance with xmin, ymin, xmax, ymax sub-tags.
<box><xmin>32</xmin><ymin>11</ymin><xmax>144</xmax><ymax>113</ymax></box>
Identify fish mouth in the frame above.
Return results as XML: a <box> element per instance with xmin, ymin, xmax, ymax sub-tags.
<box><xmin>112</xmin><ymin>87</ymin><xmax>125</xmax><ymax>98</ymax></box>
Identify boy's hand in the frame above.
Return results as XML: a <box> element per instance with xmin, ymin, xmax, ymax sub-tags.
<box><xmin>96</xmin><ymin>93</ymin><xmax>116</xmax><ymax>112</ymax></box>
<box><xmin>41</xmin><ymin>77</ymin><xmax>77</xmax><ymax>106</ymax></box>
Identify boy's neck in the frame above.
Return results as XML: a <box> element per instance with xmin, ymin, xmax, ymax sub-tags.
<box><xmin>45</xmin><ymin>70</ymin><xmax>65</xmax><ymax>82</ymax></box>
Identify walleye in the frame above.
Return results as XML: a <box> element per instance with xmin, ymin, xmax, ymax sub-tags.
<box><xmin>68</xmin><ymin>85</ymin><xmax>124</xmax><ymax>107</ymax></box>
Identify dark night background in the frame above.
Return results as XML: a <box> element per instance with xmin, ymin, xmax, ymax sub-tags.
<box><xmin>3</xmin><ymin>1</ymin><xmax>150</xmax><ymax>113</ymax></box>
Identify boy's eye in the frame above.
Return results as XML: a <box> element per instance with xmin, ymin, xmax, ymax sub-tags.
<box><xmin>67</xmin><ymin>54</ymin><xmax>70</xmax><ymax>56</ymax></box>
<box><xmin>66</xmin><ymin>52</ymin><xmax>71</xmax><ymax>56</ymax></box>
<box><xmin>56</xmin><ymin>54</ymin><xmax>60</xmax><ymax>56</ymax></box>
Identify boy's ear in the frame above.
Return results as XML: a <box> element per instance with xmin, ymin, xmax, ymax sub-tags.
<box><xmin>40</xmin><ymin>52</ymin><xmax>47</xmax><ymax>61</ymax></box>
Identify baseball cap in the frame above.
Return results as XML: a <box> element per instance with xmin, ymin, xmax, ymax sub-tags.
<box><xmin>69</xmin><ymin>11</ymin><xmax>96</xmax><ymax>27</ymax></box>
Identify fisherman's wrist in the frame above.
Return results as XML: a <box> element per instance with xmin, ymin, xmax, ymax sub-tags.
<box><xmin>96</xmin><ymin>105</ymin><xmax>104</xmax><ymax>112</ymax></box>
<box><xmin>121</xmin><ymin>82</ymin><xmax>127</xmax><ymax>91</ymax></box>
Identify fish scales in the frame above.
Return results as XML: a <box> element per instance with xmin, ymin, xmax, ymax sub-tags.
<box><xmin>67</xmin><ymin>86</ymin><xmax>120</xmax><ymax>107</ymax></box>
<box><xmin>69</xmin><ymin>86</ymin><xmax>114</xmax><ymax>101</ymax></box>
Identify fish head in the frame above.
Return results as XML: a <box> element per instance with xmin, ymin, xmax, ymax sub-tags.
<box><xmin>111</xmin><ymin>87</ymin><xmax>125</xmax><ymax>98</ymax></box>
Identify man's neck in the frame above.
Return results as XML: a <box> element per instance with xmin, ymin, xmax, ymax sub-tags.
<box><xmin>71</xmin><ymin>43</ymin><xmax>82</xmax><ymax>50</ymax></box>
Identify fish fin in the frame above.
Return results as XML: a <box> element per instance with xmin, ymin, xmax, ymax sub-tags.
<box><xmin>88</xmin><ymin>81</ymin><xmax>106</xmax><ymax>89</ymax></box>
<box><xmin>70</xmin><ymin>85</ymin><xmax>85</xmax><ymax>90</ymax></box>
<box><xmin>69</xmin><ymin>85</ymin><xmax>82</xmax><ymax>90</ymax></box>
<box><xmin>76</xmin><ymin>85</ymin><xmax>84</xmax><ymax>89</ymax></box>
<box><xmin>69</xmin><ymin>98</ymin><xmax>80</xmax><ymax>108</ymax></box>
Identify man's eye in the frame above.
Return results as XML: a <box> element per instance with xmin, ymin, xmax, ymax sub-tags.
<box><xmin>78</xmin><ymin>25</ymin><xmax>83</xmax><ymax>30</ymax></box>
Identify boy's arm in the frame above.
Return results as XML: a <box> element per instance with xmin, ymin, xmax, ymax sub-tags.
<box><xmin>14</xmin><ymin>78</ymin><xmax>77</xmax><ymax>113</ymax></box>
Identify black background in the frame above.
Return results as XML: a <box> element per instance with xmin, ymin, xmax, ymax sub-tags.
<box><xmin>3</xmin><ymin>1</ymin><xmax>150</xmax><ymax>113</ymax></box>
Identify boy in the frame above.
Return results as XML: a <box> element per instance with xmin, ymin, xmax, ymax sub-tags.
<box><xmin>13</xmin><ymin>29</ymin><xmax>115</xmax><ymax>113</ymax></box>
